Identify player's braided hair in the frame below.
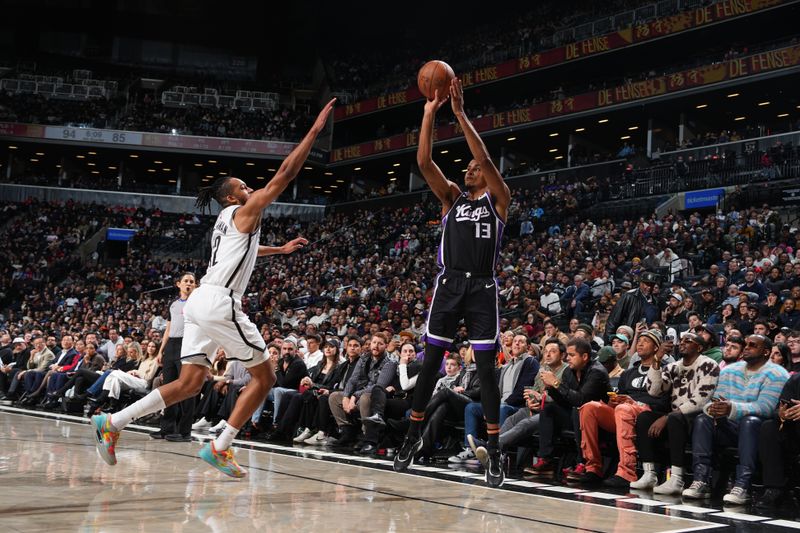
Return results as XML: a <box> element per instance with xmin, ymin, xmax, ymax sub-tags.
<box><xmin>195</xmin><ymin>177</ymin><xmax>232</xmax><ymax>213</ymax></box>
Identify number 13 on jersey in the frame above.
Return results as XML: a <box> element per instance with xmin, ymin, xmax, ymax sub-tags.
<box><xmin>474</xmin><ymin>222</ymin><xmax>491</xmax><ymax>239</ymax></box>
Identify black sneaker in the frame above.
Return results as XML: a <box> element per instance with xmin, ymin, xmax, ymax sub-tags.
<box><xmin>393</xmin><ymin>436</ymin><xmax>423</xmax><ymax>472</ymax></box>
<box><xmin>602</xmin><ymin>475</ymin><xmax>630</xmax><ymax>489</ymax></box>
<box><xmin>164</xmin><ymin>433</ymin><xmax>192</xmax><ymax>442</ymax></box>
<box><xmin>578</xmin><ymin>471</ymin><xmax>604</xmax><ymax>486</ymax></box>
<box><xmin>755</xmin><ymin>488</ymin><xmax>783</xmax><ymax>509</ymax></box>
<box><xmin>485</xmin><ymin>449</ymin><xmax>505</xmax><ymax>488</ymax></box>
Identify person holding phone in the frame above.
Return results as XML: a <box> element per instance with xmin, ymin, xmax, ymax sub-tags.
<box><xmin>632</xmin><ymin>332</ymin><xmax>720</xmax><ymax>494</ymax></box>
<box><xmin>683</xmin><ymin>334</ymin><xmax>789</xmax><ymax>504</ymax></box>
<box><xmin>577</xmin><ymin>329</ymin><xmax>669</xmax><ymax>488</ymax></box>
<box><xmin>756</xmin><ymin>372</ymin><xmax>800</xmax><ymax>508</ymax></box>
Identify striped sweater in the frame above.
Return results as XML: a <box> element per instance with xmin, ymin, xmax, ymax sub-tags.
<box><xmin>706</xmin><ymin>361</ymin><xmax>790</xmax><ymax>421</ymax></box>
<box><xmin>646</xmin><ymin>355</ymin><xmax>719</xmax><ymax>415</ymax></box>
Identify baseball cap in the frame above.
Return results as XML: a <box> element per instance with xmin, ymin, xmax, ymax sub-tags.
<box><xmin>670</xmin><ymin>293</ymin><xmax>683</xmax><ymax>303</ymax></box>
<box><xmin>597</xmin><ymin>346</ymin><xmax>616</xmax><ymax>363</ymax></box>
<box><xmin>576</xmin><ymin>323</ymin><xmax>594</xmax><ymax>337</ymax></box>
<box><xmin>12</xmin><ymin>336</ymin><xmax>25</xmax><ymax>344</ymax></box>
<box><xmin>322</xmin><ymin>337</ymin><xmax>341</xmax><ymax>350</ymax></box>
<box><xmin>611</xmin><ymin>333</ymin><xmax>630</xmax><ymax>345</ymax></box>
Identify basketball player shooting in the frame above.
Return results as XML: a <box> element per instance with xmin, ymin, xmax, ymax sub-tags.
<box><xmin>393</xmin><ymin>79</ymin><xmax>510</xmax><ymax>487</ymax></box>
<box><xmin>92</xmin><ymin>98</ymin><xmax>336</xmax><ymax>478</ymax></box>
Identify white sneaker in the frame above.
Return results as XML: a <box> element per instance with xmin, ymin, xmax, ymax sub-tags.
<box><xmin>293</xmin><ymin>427</ymin><xmax>313</xmax><ymax>443</ymax></box>
<box><xmin>654</xmin><ymin>475</ymin><xmax>685</xmax><ymax>495</ymax></box>
<box><xmin>723</xmin><ymin>486</ymin><xmax>751</xmax><ymax>505</ymax></box>
<box><xmin>630</xmin><ymin>471</ymin><xmax>659</xmax><ymax>490</ymax></box>
<box><xmin>207</xmin><ymin>419</ymin><xmax>227</xmax><ymax>434</ymax></box>
<box><xmin>447</xmin><ymin>447</ymin><xmax>476</xmax><ymax>464</ymax></box>
<box><xmin>191</xmin><ymin>417</ymin><xmax>212</xmax><ymax>431</ymax></box>
<box><xmin>304</xmin><ymin>430</ymin><xmax>327</xmax><ymax>445</ymax></box>
<box><xmin>682</xmin><ymin>480</ymin><xmax>711</xmax><ymax>499</ymax></box>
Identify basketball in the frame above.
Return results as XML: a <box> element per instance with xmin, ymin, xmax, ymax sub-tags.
<box><xmin>417</xmin><ymin>60</ymin><xmax>455</xmax><ymax>101</ymax></box>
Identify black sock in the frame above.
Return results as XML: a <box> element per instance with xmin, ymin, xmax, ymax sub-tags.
<box><xmin>407</xmin><ymin>342</ymin><xmax>447</xmax><ymax>439</ymax></box>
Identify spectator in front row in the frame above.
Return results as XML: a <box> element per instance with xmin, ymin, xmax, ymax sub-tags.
<box><xmin>632</xmin><ymin>332</ymin><xmax>720</xmax><ymax>494</ymax></box>
<box><xmin>757</xmin><ymin>372</ymin><xmax>800</xmax><ymax>508</ymax></box>
<box><xmin>418</xmin><ymin>353</ymin><xmax>477</xmax><ymax>459</ymax></box>
<box><xmin>329</xmin><ymin>333</ymin><xmax>397</xmax><ymax>448</ymax></box>
<box><xmin>455</xmin><ymin>334</ymin><xmax>539</xmax><ymax>463</ymax></box>
<box><xmin>526</xmin><ymin>338</ymin><xmax>609</xmax><ymax>479</ymax></box>
<box><xmin>683</xmin><ymin>334</ymin><xmax>789</xmax><ymax>504</ymax></box>
<box><xmin>578</xmin><ymin>329</ymin><xmax>669</xmax><ymax>489</ymax></box>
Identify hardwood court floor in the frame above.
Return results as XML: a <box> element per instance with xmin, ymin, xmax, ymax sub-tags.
<box><xmin>0</xmin><ymin>410</ymin><xmax>784</xmax><ymax>532</ymax></box>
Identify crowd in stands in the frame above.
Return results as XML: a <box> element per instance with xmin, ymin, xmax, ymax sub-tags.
<box><xmin>326</xmin><ymin>0</ymin><xmax>670</xmax><ymax>100</ymax></box>
<box><xmin>1</xmin><ymin>182</ymin><xmax>799</xmax><ymax>506</ymax></box>
<box><xmin>118</xmin><ymin>95</ymin><xmax>314</xmax><ymax>142</ymax></box>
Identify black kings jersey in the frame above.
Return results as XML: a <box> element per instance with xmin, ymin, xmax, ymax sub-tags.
<box><xmin>437</xmin><ymin>192</ymin><xmax>505</xmax><ymax>273</ymax></box>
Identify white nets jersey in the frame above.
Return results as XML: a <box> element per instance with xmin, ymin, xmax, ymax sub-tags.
<box><xmin>200</xmin><ymin>205</ymin><xmax>260</xmax><ymax>296</ymax></box>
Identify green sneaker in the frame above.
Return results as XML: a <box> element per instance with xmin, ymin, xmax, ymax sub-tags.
<box><xmin>198</xmin><ymin>442</ymin><xmax>247</xmax><ymax>478</ymax></box>
<box><xmin>92</xmin><ymin>413</ymin><xmax>120</xmax><ymax>466</ymax></box>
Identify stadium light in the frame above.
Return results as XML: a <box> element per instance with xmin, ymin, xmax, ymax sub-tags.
<box><xmin>194</xmin><ymin>163</ymin><xmax>202</xmax><ymax>167</ymax></box>
<box><xmin>620</xmin><ymin>135</ymin><xmax>631</xmax><ymax>140</ymax></box>
<box><xmin>393</xmin><ymin>163</ymin><xmax>401</xmax><ymax>167</ymax></box>
<box><xmin>440</xmin><ymin>149</ymin><xmax>449</xmax><ymax>154</ymax></box>
<box><xmin>597</xmin><ymin>118</ymin><xmax>609</xmax><ymax>123</ymax></box>
<box><xmin>554</xmin><ymin>155</ymin><xmax>564</xmax><ymax>160</ymax></box>
<box><xmin>727</xmin><ymin>93</ymin><xmax>739</xmax><ymax>98</ymax></box>
<box><xmin>8</xmin><ymin>146</ymin><xmax>17</xmax><ymax>149</ymax></box>
<box><xmin>695</xmin><ymin>104</ymin><xmax>708</xmax><ymax>109</ymax></box>
<box><xmin>575</xmin><ymin>128</ymin><xmax>585</xmax><ymax>132</ymax></box>
<box><xmin>454</xmin><ymin>158</ymin><xmax>462</xmax><ymax>162</ymax></box>
<box><xmin>757</xmin><ymin>101</ymin><xmax>770</xmax><ymax>106</ymax></box>
<box><xmin>154</xmin><ymin>160</ymin><xmax>163</xmax><ymax>164</ymax></box>
<box><xmin>549</xmin><ymin>133</ymin><xmax>558</xmax><ymax>137</ymax></box>
<box><xmin>628</xmin><ymin>126</ymin><xmax>638</xmax><ymax>131</ymax></box>
<box><xmin>734</xmin><ymin>116</ymin><xmax>746</xmax><ymax>121</ymax></box>
<box><xmin>777</xmin><ymin>113</ymin><xmax>789</xmax><ymax>117</ymax></box>
<box><xmin>507</xmin><ymin>137</ymin><xmax>516</xmax><ymax>141</ymax></box>
<box><xmin>246</xmin><ymin>162</ymin><xmax>255</xmax><ymax>166</ymax></box>
<box><xmin>35</xmin><ymin>152</ymin><xmax>44</xmax><ymax>155</ymax></box>
<box><xmin>76</xmin><ymin>155</ymin><xmax>85</xmax><ymax>159</ymax></box>
<box><xmin>336</xmin><ymin>179</ymin><xmax>345</xmax><ymax>183</ymax></box>
<box><xmin>388</xmin><ymin>171</ymin><xmax>395</xmax><ymax>175</ymax></box>
<box><xmin>129</xmin><ymin>154</ymin><xmax>138</xmax><ymax>158</ymax></box>
<box><xmin>548</xmin><ymin>148</ymin><xmax>558</xmax><ymax>153</ymax></box>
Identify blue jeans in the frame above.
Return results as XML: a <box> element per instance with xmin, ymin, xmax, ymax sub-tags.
<box><xmin>86</xmin><ymin>370</ymin><xmax>113</xmax><ymax>396</ymax></box>
<box><xmin>251</xmin><ymin>388</ymin><xmax>276</xmax><ymax>425</ymax></box>
<box><xmin>692</xmin><ymin>413</ymin><xmax>763</xmax><ymax>489</ymax></box>
<box><xmin>463</xmin><ymin>401</ymin><xmax>519</xmax><ymax>446</ymax></box>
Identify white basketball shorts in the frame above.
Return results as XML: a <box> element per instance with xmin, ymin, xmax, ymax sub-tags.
<box><xmin>180</xmin><ymin>284</ymin><xmax>268</xmax><ymax>368</ymax></box>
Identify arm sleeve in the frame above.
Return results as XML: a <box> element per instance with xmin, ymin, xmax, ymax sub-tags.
<box><xmin>399</xmin><ymin>364</ymin><xmax>418</xmax><ymax>391</ymax></box>
<box><xmin>646</xmin><ymin>365</ymin><xmax>670</xmax><ymax>397</ymax></box>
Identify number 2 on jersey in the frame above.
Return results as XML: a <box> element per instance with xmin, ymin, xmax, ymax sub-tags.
<box><xmin>210</xmin><ymin>235</ymin><xmax>221</xmax><ymax>265</ymax></box>
<box><xmin>474</xmin><ymin>222</ymin><xmax>491</xmax><ymax>239</ymax></box>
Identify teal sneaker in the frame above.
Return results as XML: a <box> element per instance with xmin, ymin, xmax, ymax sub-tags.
<box><xmin>198</xmin><ymin>442</ymin><xmax>247</xmax><ymax>478</ymax></box>
<box><xmin>92</xmin><ymin>413</ymin><xmax>120</xmax><ymax>465</ymax></box>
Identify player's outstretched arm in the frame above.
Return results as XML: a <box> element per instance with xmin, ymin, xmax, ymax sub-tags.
<box><xmin>449</xmin><ymin>78</ymin><xmax>510</xmax><ymax>220</ymax></box>
<box><xmin>417</xmin><ymin>89</ymin><xmax>460</xmax><ymax>214</ymax></box>
<box><xmin>236</xmin><ymin>98</ymin><xmax>336</xmax><ymax>231</ymax></box>
<box><xmin>257</xmin><ymin>237</ymin><xmax>309</xmax><ymax>257</ymax></box>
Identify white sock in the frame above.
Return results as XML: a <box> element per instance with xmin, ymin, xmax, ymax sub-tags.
<box><xmin>110</xmin><ymin>389</ymin><xmax>166</xmax><ymax>430</ymax></box>
<box><xmin>213</xmin><ymin>422</ymin><xmax>239</xmax><ymax>451</ymax></box>
<box><xmin>671</xmin><ymin>466</ymin><xmax>684</xmax><ymax>481</ymax></box>
<box><xmin>642</xmin><ymin>462</ymin><xmax>656</xmax><ymax>472</ymax></box>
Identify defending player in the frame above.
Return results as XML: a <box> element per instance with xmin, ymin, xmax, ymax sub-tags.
<box><xmin>92</xmin><ymin>98</ymin><xmax>336</xmax><ymax>478</ymax></box>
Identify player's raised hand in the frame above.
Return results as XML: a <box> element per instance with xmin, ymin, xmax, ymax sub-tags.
<box><xmin>311</xmin><ymin>98</ymin><xmax>337</xmax><ymax>133</ymax></box>
<box><xmin>281</xmin><ymin>237</ymin><xmax>309</xmax><ymax>254</ymax></box>
<box><xmin>424</xmin><ymin>88</ymin><xmax>449</xmax><ymax>114</ymax></box>
<box><xmin>449</xmin><ymin>77</ymin><xmax>464</xmax><ymax>115</ymax></box>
